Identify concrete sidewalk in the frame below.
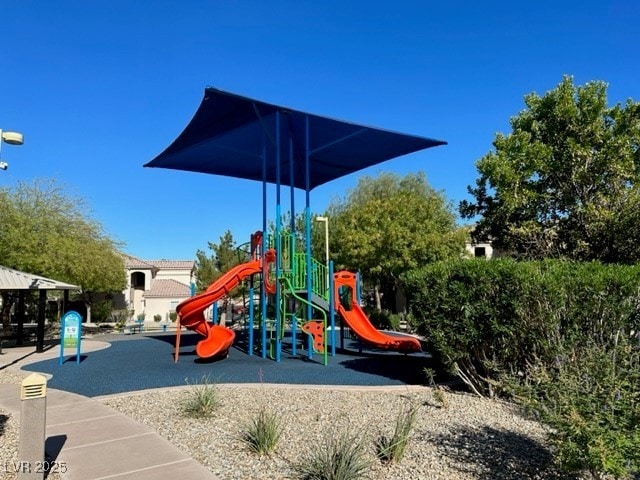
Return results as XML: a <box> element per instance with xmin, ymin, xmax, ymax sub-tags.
<box><xmin>0</xmin><ymin>342</ymin><xmax>217</xmax><ymax>480</ymax></box>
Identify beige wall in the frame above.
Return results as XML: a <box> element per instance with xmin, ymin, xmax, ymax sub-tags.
<box><xmin>122</xmin><ymin>265</ymin><xmax>193</xmax><ymax>325</ymax></box>
<box><xmin>143</xmin><ymin>297</ymin><xmax>181</xmax><ymax>325</ymax></box>
<box><xmin>155</xmin><ymin>268</ymin><xmax>192</xmax><ymax>285</ymax></box>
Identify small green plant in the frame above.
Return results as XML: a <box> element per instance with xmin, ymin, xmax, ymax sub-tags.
<box><xmin>136</xmin><ymin>312</ymin><xmax>146</xmax><ymax>323</ymax></box>
<box><xmin>243</xmin><ymin>406</ymin><xmax>282</xmax><ymax>455</ymax></box>
<box><xmin>91</xmin><ymin>300</ymin><xmax>113</xmax><ymax>324</ymax></box>
<box><xmin>423</xmin><ymin>367</ymin><xmax>436</xmax><ymax>386</ymax></box>
<box><xmin>153</xmin><ymin>314</ymin><xmax>162</xmax><ymax>322</ymax></box>
<box><xmin>432</xmin><ymin>387</ymin><xmax>449</xmax><ymax>409</ymax></box>
<box><xmin>181</xmin><ymin>375</ymin><xmax>220</xmax><ymax>418</ymax></box>
<box><xmin>169</xmin><ymin>311</ymin><xmax>178</xmax><ymax>323</ymax></box>
<box><xmin>110</xmin><ymin>309</ymin><xmax>129</xmax><ymax>330</ymax></box>
<box><xmin>367</xmin><ymin>309</ymin><xmax>398</xmax><ymax>330</ymax></box>
<box><xmin>375</xmin><ymin>403</ymin><xmax>417</xmax><ymax>463</ymax></box>
<box><xmin>292</xmin><ymin>428</ymin><xmax>370</xmax><ymax>480</ymax></box>
<box><xmin>422</xmin><ymin>367</ymin><xmax>449</xmax><ymax>409</ymax></box>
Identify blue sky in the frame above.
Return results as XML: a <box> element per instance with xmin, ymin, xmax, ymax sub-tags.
<box><xmin>1</xmin><ymin>1</ymin><xmax>638</xmax><ymax>260</ymax></box>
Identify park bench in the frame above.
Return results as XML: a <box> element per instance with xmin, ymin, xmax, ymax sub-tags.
<box><xmin>121</xmin><ymin>320</ymin><xmax>144</xmax><ymax>335</ymax></box>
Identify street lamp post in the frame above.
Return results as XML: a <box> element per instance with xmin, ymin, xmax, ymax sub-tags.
<box><xmin>315</xmin><ymin>216</ymin><xmax>329</xmax><ymax>264</ymax></box>
<box><xmin>315</xmin><ymin>216</ymin><xmax>329</xmax><ymax>292</ymax></box>
<box><xmin>0</xmin><ymin>129</ymin><xmax>25</xmax><ymax>170</ymax></box>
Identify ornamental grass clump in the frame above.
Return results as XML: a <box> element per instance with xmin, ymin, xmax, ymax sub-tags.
<box><xmin>243</xmin><ymin>406</ymin><xmax>283</xmax><ymax>456</ymax></box>
<box><xmin>292</xmin><ymin>428</ymin><xmax>370</xmax><ymax>480</ymax></box>
<box><xmin>181</xmin><ymin>375</ymin><xmax>220</xmax><ymax>418</ymax></box>
<box><xmin>375</xmin><ymin>403</ymin><xmax>418</xmax><ymax>463</ymax></box>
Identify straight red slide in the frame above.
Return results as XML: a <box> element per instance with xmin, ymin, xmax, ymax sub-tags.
<box><xmin>337</xmin><ymin>302</ymin><xmax>422</xmax><ymax>353</ymax></box>
<box><xmin>175</xmin><ymin>260</ymin><xmax>262</xmax><ymax>361</ymax></box>
<box><xmin>334</xmin><ymin>271</ymin><xmax>422</xmax><ymax>353</ymax></box>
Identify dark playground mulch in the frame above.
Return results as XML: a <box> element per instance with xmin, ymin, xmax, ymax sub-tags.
<box><xmin>22</xmin><ymin>330</ymin><xmax>444</xmax><ymax>397</ymax></box>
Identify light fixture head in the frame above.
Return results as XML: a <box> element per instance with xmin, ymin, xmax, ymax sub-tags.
<box><xmin>1</xmin><ymin>131</ymin><xmax>24</xmax><ymax>145</ymax></box>
<box><xmin>0</xmin><ymin>161</ymin><xmax>8</xmax><ymax>170</ymax></box>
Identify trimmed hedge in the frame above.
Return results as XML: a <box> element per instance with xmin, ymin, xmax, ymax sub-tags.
<box><xmin>403</xmin><ymin>259</ymin><xmax>640</xmax><ymax>396</ymax></box>
<box><xmin>403</xmin><ymin>259</ymin><xmax>640</xmax><ymax>478</ymax></box>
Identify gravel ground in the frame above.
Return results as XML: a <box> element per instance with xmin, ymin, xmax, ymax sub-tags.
<box><xmin>101</xmin><ymin>384</ymin><xmax>567</xmax><ymax>480</ymax></box>
<box><xmin>1</xmin><ymin>358</ymin><xmax>573</xmax><ymax>480</ymax></box>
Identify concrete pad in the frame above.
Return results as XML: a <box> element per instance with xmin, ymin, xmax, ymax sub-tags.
<box><xmin>46</xmin><ymin>399</ymin><xmax>112</xmax><ymax>426</ymax></box>
<box><xmin>45</xmin><ymin>389</ymin><xmax>93</xmax><ymax>406</ymax></box>
<box><xmin>56</xmin><ymin>432</ymin><xmax>191</xmax><ymax>480</ymax></box>
<box><xmin>96</xmin><ymin>459</ymin><xmax>216</xmax><ymax>480</ymax></box>
<box><xmin>0</xmin><ymin>385</ymin><xmax>21</xmax><ymax>413</ymax></box>
<box><xmin>46</xmin><ymin>412</ymin><xmax>152</xmax><ymax>450</ymax></box>
<box><xmin>0</xmin><ymin>384</ymin><xmax>20</xmax><ymax>403</ymax></box>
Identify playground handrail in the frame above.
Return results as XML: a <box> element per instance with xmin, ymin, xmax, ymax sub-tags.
<box><xmin>280</xmin><ymin>275</ymin><xmax>328</xmax><ymax>365</ymax></box>
<box><xmin>267</xmin><ymin>231</ymin><xmax>329</xmax><ymax>302</ymax></box>
<box><xmin>292</xmin><ymin>253</ymin><xmax>328</xmax><ymax>301</ymax></box>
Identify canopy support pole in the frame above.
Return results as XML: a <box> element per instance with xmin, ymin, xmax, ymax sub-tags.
<box><xmin>289</xmin><ymin>134</ymin><xmax>297</xmax><ymax>356</ymax></box>
<box><xmin>261</xmin><ymin>133</ymin><xmax>268</xmax><ymax>359</ymax></box>
<box><xmin>275</xmin><ymin>111</ymin><xmax>282</xmax><ymax>362</ymax></box>
<box><xmin>304</xmin><ymin>115</ymin><xmax>313</xmax><ymax>360</ymax></box>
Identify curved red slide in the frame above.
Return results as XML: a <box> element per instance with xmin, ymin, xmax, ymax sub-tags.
<box><xmin>334</xmin><ymin>271</ymin><xmax>422</xmax><ymax>353</ymax></box>
<box><xmin>174</xmin><ymin>260</ymin><xmax>262</xmax><ymax>361</ymax></box>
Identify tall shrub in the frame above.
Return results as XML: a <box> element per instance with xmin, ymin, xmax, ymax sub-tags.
<box><xmin>518</xmin><ymin>336</ymin><xmax>640</xmax><ymax>479</ymax></box>
<box><xmin>403</xmin><ymin>259</ymin><xmax>640</xmax><ymax>479</ymax></box>
<box><xmin>403</xmin><ymin>259</ymin><xmax>640</xmax><ymax>397</ymax></box>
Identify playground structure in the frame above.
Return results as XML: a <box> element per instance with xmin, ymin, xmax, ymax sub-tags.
<box><xmin>174</xmin><ymin>236</ymin><xmax>421</xmax><ymax>363</ymax></box>
<box><xmin>147</xmin><ymin>88</ymin><xmax>443</xmax><ymax>364</ymax></box>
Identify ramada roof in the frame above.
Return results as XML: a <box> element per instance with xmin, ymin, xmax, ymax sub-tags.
<box><xmin>145</xmin><ymin>279</ymin><xmax>191</xmax><ymax>298</ymax></box>
<box><xmin>0</xmin><ymin>265</ymin><xmax>80</xmax><ymax>291</ymax></box>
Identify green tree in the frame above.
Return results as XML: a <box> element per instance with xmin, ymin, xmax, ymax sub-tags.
<box><xmin>461</xmin><ymin>76</ymin><xmax>640</xmax><ymax>262</ymax></box>
<box><xmin>193</xmin><ymin>230</ymin><xmax>248</xmax><ymax>316</ymax></box>
<box><xmin>0</xmin><ymin>179</ymin><xmax>126</xmax><ymax>330</ymax></box>
<box><xmin>194</xmin><ymin>230</ymin><xmax>247</xmax><ymax>291</ymax></box>
<box><xmin>328</xmin><ymin>172</ymin><xmax>466</xmax><ymax>310</ymax></box>
<box><xmin>269</xmin><ymin>211</ymin><xmax>326</xmax><ymax>262</ymax></box>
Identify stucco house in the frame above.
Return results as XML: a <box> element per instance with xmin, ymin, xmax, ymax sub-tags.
<box><xmin>121</xmin><ymin>255</ymin><xmax>195</xmax><ymax>326</ymax></box>
<box><xmin>465</xmin><ymin>241</ymin><xmax>494</xmax><ymax>259</ymax></box>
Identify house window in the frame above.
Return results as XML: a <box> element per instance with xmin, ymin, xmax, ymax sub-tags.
<box><xmin>131</xmin><ymin>272</ymin><xmax>145</xmax><ymax>288</ymax></box>
<box><xmin>474</xmin><ymin>247</ymin><xmax>486</xmax><ymax>258</ymax></box>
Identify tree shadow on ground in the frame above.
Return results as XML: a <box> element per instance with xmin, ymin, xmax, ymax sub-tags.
<box><xmin>338</xmin><ymin>354</ymin><xmax>436</xmax><ymax>384</ymax></box>
<box><xmin>0</xmin><ymin>413</ymin><xmax>9</xmax><ymax>437</ymax></box>
<box><xmin>338</xmin><ymin>342</ymin><xmax>455</xmax><ymax>385</ymax></box>
<box><xmin>429</xmin><ymin>425</ymin><xmax>575</xmax><ymax>480</ymax></box>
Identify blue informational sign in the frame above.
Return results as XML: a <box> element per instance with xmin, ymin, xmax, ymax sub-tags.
<box><xmin>59</xmin><ymin>311</ymin><xmax>83</xmax><ymax>365</ymax></box>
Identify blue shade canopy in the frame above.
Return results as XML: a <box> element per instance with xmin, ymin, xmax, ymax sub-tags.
<box><xmin>145</xmin><ymin>88</ymin><xmax>446</xmax><ymax>190</ymax></box>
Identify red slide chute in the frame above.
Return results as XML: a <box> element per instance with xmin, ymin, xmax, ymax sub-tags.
<box><xmin>174</xmin><ymin>250</ymin><xmax>275</xmax><ymax>362</ymax></box>
<box><xmin>334</xmin><ymin>271</ymin><xmax>421</xmax><ymax>353</ymax></box>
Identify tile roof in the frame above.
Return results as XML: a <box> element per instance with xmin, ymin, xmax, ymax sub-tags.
<box><xmin>145</xmin><ymin>279</ymin><xmax>191</xmax><ymax>298</ymax></box>
<box><xmin>0</xmin><ymin>265</ymin><xmax>80</xmax><ymax>291</ymax></box>
<box><xmin>123</xmin><ymin>254</ymin><xmax>156</xmax><ymax>270</ymax></box>
<box><xmin>122</xmin><ymin>254</ymin><xmax>194</xmax><ymax>271</ymax></box>
<box><xmin>147</xmin><ymin>260</ymin><xmax>195</xmax><ymax>270</ymax></box>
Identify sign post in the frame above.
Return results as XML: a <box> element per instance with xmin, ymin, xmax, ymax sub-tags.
<box><xmin>59</xmin><ymin>311</ymin><xmax>83</xmax><ymax>365</ymax></box>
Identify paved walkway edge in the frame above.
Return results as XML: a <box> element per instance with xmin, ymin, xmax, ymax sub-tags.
<box><xmin>0</xmin><ymin>383</ymin><xmax>217</xmax><ymax>480</ymax></box>
<box><xmin>1</xmin><ymin>342</ymin><xmax>217</xmax><ymax>480</ymax></box>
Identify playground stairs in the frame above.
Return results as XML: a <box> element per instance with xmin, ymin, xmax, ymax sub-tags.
<box><xmin>293</xmin><ymin>290</ymin><xmax>330</xmax><ymax>313</ymax></box>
